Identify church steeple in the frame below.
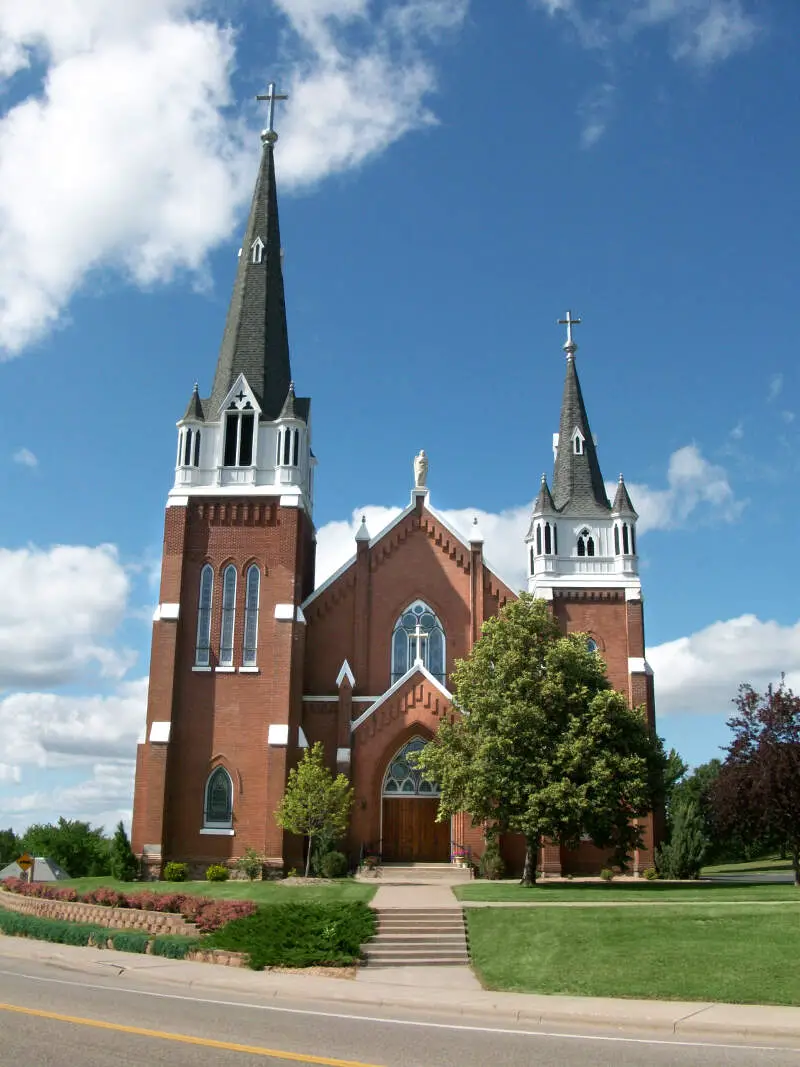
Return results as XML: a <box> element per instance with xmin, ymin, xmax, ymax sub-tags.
<box><xmin>208</xmin><ymin>91</ymin><xmax>292</xmax><ymax>422</ymax></box>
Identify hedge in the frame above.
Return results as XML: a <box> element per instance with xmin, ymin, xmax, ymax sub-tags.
<box><xmin>0</xmin><ymin>906</ymin><xmax>198</xmax><ymax>958</ymax></box>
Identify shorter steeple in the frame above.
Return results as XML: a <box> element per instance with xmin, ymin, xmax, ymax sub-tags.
<box><xmin>612</xmin><ymin>474</ymin><xmax>637</xmax><ymax>517</ymax></box>
<box><xmin>532</xmin><ymin>474</ymin><xmax>556</xmax><ymax>514</ymax></box>
<box><xmin>181</xmin><ymin>383</ymin><xmax>204</xmax><ymax>422</ymax></box>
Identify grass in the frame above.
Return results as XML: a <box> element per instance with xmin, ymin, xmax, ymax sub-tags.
<box><xmin>205</xmin><ymin>901</ymin><xmax>376</xmax><ymax>970</ymax></box>
<box><xmin>52</xmin><ymin>877</ymin><xmax>376</xmax><ymax>905</ymax></box>
<box><xmin>467</xmin><ymin>905</ymin><xmax>800</xmax><ymax>1004</ymax></box>
<box><xmin>455</xmin><ymin>879</ymin><xmax>800</xmax><ymax>903</ymax></box>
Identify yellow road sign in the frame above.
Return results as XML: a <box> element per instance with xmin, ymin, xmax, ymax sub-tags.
<box><xmin>16</xmin><ymin>853</ymin><xmax>33</xmax><ymax>872</ymax></box>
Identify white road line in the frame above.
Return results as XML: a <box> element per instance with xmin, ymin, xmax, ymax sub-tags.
<box><xmin>0</xmin><ymin>965</ymin><xmax>796</xmax><ymax>1056</ymax></box>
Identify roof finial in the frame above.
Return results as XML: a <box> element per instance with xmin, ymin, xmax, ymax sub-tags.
<box><xmin>256</xmin><ymin>81</ymin><xmax>289</xmax><ymax>146</ymax></box>
<box><xmin>558</xmin><ymin>310</ymin><xmax>582</xmax><ymax>359</ymax></box>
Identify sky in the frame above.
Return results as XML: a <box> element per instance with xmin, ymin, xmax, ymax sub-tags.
<box><xmin>0</xmin><ymin>0</ymin><xmax>797</xmax><ymax>836</ymax></box>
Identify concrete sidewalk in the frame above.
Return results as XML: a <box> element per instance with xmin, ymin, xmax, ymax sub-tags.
<box><xmin>2</xmin><ymin>934</ymin><xmax>800</xmax><ymax>1045</ymax></box>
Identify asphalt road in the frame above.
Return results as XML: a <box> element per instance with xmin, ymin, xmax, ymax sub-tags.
<box><xmin>0</xmin><ymin>955</ymin><xmax>799</xmax><ymax>1067</ymax></box>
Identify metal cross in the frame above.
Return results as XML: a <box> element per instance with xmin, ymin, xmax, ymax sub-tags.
<box><xmin>412</xmin><ymin>622</ymin><xmax>429</xmax><ymax>665</ymax></box>
<box><xmin>558</xmin><ymin>310</ymin><xmax>582</xmax><ymax>349</ymax></box>
<box><xmin>256</xmin><ymin>82</ymin><xmax>289</xmax><ymax>141</ymax></box>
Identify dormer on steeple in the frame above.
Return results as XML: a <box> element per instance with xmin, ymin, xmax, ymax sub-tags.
<box><xmin>527</xmin><ymin>313</ymin><xmax>640</xmax><ymax>599</ymax></box>
<box><xmin>167</xmin><ymin>86</ymin><xmax>314</xmax><ymax>512</ymax></box>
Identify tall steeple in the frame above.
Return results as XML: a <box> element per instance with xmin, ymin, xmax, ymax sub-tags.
<box><xmin>551</xmin><ymin>311</ymin><xmax>610</xmax><ymax>515</ymax></box>
<box><xmin>208</xmin><ymin>86</ymin><xmax>292</xmax><ymax>422</ymax></box>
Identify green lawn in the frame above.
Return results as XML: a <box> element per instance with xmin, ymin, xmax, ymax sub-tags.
<box><xmin>455</xmin><ymin>880</ymin><xmax>800</xmax><ymax>903</ymax></box>
<box><xmin>467</xmin><ymin>905</ymin><xmax>800</xmax><ymax>1004</ymax></box>
<box><xmin>52</xmin><ymin>877</ymin><xmax>376</xmax><ymax>904</ymax></box>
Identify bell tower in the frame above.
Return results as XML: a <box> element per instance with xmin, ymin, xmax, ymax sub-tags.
<box><xmin>525</xmin><ymin>313</ymin><xmax>657</xmax><ymax>875</ymax></box>
<box><xmin>132</xmin><ymin>85</ymin><xmax>313</xmax><ymax>876</ymax></box>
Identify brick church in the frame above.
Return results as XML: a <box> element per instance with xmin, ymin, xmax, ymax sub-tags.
<box><xmin>131</xmin><ymin>105</ymin><xmax>657</xmax><ymax>878</ymax></box>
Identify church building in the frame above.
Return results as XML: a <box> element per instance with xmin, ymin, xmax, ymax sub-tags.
<box><xmin>131</xmin><ymin>96</ymin><xmax>657</xmax><ymax>878</ymax></box>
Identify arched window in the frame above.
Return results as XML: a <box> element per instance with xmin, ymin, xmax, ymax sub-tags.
<box><xmin>193</xmin><ymin>431</ymin><xmax>201</xmax><ymax>467</ymax></box>
<box><xmin>587</xmin><ymin>638</ymin><xmax>598</xmax><ymax>653</ymax></box>
<box><xmin>223</xmin><ymin>410</ymin><xmax>255</xmax><ymax>467</ymax></box>
<box><xmin>195</xmin><ymin>565</ymin><xmax>213</xmax><ymax>666</ymax></box>
<box><xmin>183</xmin><ymin>428</ymin><xmax>193</xmax><ymax>466</ymax></box>
<box><xmin>277</xmin><ymin>427</ymin><xmax>300</xmax><ymax>468</ymax></box>
<box><xmin>536</xmin><ymin>525</ymin><xmax>542</xmax><ymax>555</ymax></box>
<box><xmin>622</xmin><ymin>524</ymin><xmax>630</xmax><ymax>554</ymax></box>
<box><xmin>631</xmin><ymin>525</ymin><xmax>636</xmax><ymax>555</ymax></box>
<box><xmin>382</xmin><ymin>738</ymin><xmax>440</xmax><ymax>796</ymax></box>
<box><xmin>391</xmin><ymin>600</ymin><xmax>446</xmax><ymax>684</ymax></box>
<box><xmin>243</xmin><ymin>565</ymin><xmax>260</xmax><ymax>666</ymax></box>
<box><xmin>614</xmin><ymin>525</ymin><xmax>620</xmax><ymax>555</ymax></box>
<box><xmin>577</xmin><ymin>529</ymin><xmax>595</xmax><ymax>558</ymax></box>
<box><xmin>529</xmin><ymin>545</ymin><xmax>534</xmax><ymax>574</ymax></box>
<box><xmin>219</xmin><ymin>565</ymin><xmax>237</xmax><ymax>666</ymax></box>
<box><xmin>204</xmin><ymin>767</ymin><xmax>233</xmax><ymax>828</ymax></box>
<box><xmin>544</xmin><ymin>523</ymin><xmax>552</xmax><ymax>555</ymax></box>
<box><xmin>553</xmin><ymin>524</ymin><xmax>558</xmax><ymax>555</ymax></box>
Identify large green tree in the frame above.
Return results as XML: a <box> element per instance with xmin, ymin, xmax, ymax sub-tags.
<box><xmin>415</xmin><ymin>595</ymin><xmax>667</xmax><ymax>885</ymax></box>
<box><xmin>20</xmin><ymin>818</ymin><xmax>110</xmax><ymax>878</ymax></box>
<box><xmin>0</xmin><ymin>827</ymin><xmax>18</xmax><ymax>866</ymax></box>
<box><xmin>275</xmin><ymin>743</ymin><xmax>354</xmax><ymax>878</ymax></box>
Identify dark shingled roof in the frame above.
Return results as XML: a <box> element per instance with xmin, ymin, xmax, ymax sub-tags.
<box><xmin>181</xmin><ymin>383</ymin><xmax>204</xmax><ymax>422</ymax></box>
<box><xmin>205</xmin><ymin>141</ymin><xmax>301</xmax><ymax>423</ymax></box>
<box><xmin>527</xmin><ymin>474</ymin><xmax>556</xmax><ymax>537</ymax></box>
<box><xmin>612</xmin><ymin>474</ymin><xmax>638</xmax><ymax>517</ymax></box>
<box><xmin>551</xmin><ymin>355</ymin><xmax>610</xmax><ymax>516</ymax></box>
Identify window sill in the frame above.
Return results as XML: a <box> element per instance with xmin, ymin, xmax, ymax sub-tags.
<box><xmin>239</xmin><ymin>666</ymin><xmax>260</xmax><ymax>673</ymax></box>
<box><xmin>215</xmin><ymin>666</ymin><xmax>235</xmax><ymax>673</ymax></box>
<box><xmin>200</xmin><ymin>828</ymin><xmax>235</xmax><ymax>836</ymax></box>
<box><xmin>192</xmin><ymin>665</ymin><xmax>212</xmax><ymax>672</ymax></box>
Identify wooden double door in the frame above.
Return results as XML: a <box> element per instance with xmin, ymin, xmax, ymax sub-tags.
<box><xmin>382</xmin><ymin>797</ymin><xmax>450</xmax><ymax>862</ymax></box>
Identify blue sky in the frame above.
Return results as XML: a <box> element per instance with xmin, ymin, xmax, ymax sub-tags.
<box><xmin>0</xmin><ymin>0</ymin><xmax>797</xmax><ymax>833</ymax></box>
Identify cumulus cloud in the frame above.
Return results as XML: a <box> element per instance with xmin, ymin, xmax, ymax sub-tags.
<box><xmin>0</xmin><ymin>0</ymin><xmax>468</xmax><ymax>354</ymax></box>
<box><xmin>274</xmin><ymin>0</ymin><xmax>469</xmax><ymax>188</ymax></box>
<box><xmin>649</xmin><ymin>615</ymin><xmax>800</xmax><ymax>718</ymax></box>
<box><xmin>12</xmin><ymin>447</ymin><xmax>37</xmax><ymax>468</ymax></box>
<box><xmin>2</xmin><ymin>759</ymin><xmax>137</xmax><ymax>833</ymax></box>
<box><xmin>768</xmin><ymin>373</ymin><xmax>784</xmax><ymax>401</ymax></box>
<box><xmin>620</xmin><ymin>443</ymin><xmax>745</xmax><ymax>533</ymax></box>
<box><xmin>532</xmin><ymin>0</ymin><xmax>761</xmax><ymax>65</ymax></box>
<box><xmin>578</xmin><ymin>81</ymin><xmax>616</xmax><ymax>148</ymax></box>
<box><xmin>0</xmin><ymin>544</ymin><xmax>134</xmax><ymax>686</ymax></box>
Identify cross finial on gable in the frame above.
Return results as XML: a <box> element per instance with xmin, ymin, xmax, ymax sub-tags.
<box><xmin>558</xmin><ymin>310</ymin><xmax>582</xmax><ymax>358</ymax></box>
<box><xmin>256</xmin><ymin>82</ymin><xmax>289</xmax><ymax>146</ymax></box>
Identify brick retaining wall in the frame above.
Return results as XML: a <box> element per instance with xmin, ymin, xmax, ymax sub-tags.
<box><xmin>0</xmin><ymin>889</ymin><xmax>197</xmax><ymax>936</ymax></box>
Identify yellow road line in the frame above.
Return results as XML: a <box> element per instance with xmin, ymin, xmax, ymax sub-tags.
<box><xmin>0</xmin><ymin>1001</ymin><xmax>383</xmax><ymax>1066</ymax></box>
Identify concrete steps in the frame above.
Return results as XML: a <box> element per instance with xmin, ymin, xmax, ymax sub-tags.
<box><xmin>357</xmin><ymin>863</ymin><xmax>472</xmax><ymax>885</ymax></box>
<box><xmin>364</xmin><ymin>908</ymin><xmax>470</xmax><ymax>967</ymax></box>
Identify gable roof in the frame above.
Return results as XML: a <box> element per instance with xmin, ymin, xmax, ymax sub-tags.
<box><xmin>350</xmin><ymin>661</ymin><xmax>452</xmax><ymax>732</ymax></box>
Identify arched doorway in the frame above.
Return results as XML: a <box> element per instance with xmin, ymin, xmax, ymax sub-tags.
<box><xmin>381</xmin><ymin>737</ymin><xmax>450</xmax><ymax>862</ymax></box>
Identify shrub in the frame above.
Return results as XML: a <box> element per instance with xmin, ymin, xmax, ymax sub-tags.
<box><xmin>83</xmin><ymin>887</ymin><xmax>126</xmax><ymax>908</ymax></box>
<box><xmin>205</xmin><ymin>902</ymin><xmax>376</xmax><ymax>970</ymax></box>
<box><xmin>642</xmin><ymin>866</ymin><xmax>659</xmax><ymax>880</ymax></box>
<box><xmin>319</xmin><ymin>851</ymin><xmax>349</xmax><ymax>879</ymax></box>
<box><xmin>152</xmin><ymin>935</ymin><xmax>200</xmax><ymax>959</ymax></box>
<box><xmin>109</xmin><ymin>821</ymin><xmax>139</xmax><ymax>882</ymax></box>
<box><xmin>0</xmin><ymin>906</ymin><xmax>111</xmax><ymax>948</ymax></box>
<box><xmin>479</xmin><ymin>840</ymin><xmax>505</xmax><ymax>881</ymax></box>
<box><xmin>234</xmin><ymin>848</ymin><xmax>265</xmax><ymax>881</ymax></box>
<box><xmin>109</xmin><ymin>931</ymin><xmax>151</xmax><ymax>953</ymax></box>
<box><xmin>656</xmin><ymin>799</ymin><xmax>707</xmax><ymax>880</ymax></box>
<box><xmin>163</xmin><ymin>862</ymin><xmax>188</xmax><ymax>882</ymax></box>
<box><xmin>205</xmin><ymin>864</ymin><xmax>229</xmax><ymax>882</ymax></box>
<box><xmin>599</xmin><ymin>867</ymin><xmax>615</xmax><ymax>882</ymax></box>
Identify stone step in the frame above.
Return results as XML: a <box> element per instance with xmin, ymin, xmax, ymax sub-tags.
<box><xmin>372</xmin><ymin>934</ymin><xmax>467</xmax><ymax>944</ymax></box>
<box><xmin>377</xmin><ymin>925</ymin><xmax>464</xmax><ymax>936</ymax></box>
<box><xmin>364</xmin><ymin>953</ymin><xmax>471</xmax><ymax>966</ymax></box>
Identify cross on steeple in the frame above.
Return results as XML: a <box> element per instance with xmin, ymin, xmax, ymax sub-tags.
<box><xmin>558</xmin><ymin>310</ymin><xmax>582</xmax><ymax>356</ymax></box>
<box><xmin>256</xmin><ymin>82</ymin><xmax>289</xmax><ymax>145</ymax></box>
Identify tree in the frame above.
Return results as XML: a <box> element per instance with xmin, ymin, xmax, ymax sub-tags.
<box><xmin>663</xmin><ymin>748</ymin><xmax>688</xmax><ymax>831</ymax></box>
<box><xmin>109</xmin><ymin>821</ymin><xmax>139</xmax><ymax>881</ymax></box>
<box><xmin>274</xmin><ymin>743</ymin><xmax>354</xmax><ymax>878</ymax></box>
<box><xmin>0</xmin><ymin>828</ymin><xmax>18</xmax><ymax>866</ymax></box>
<box><xmin>712</xmin><ymin>680</ymin><xmax>800</xmax><ymax>886</ymax></box>
<box><xmin>656</xmin><ymin>799</ymin><xmax>707</xmax><ymax>878</ymax></box>
<box><xmin>20</xmin><ymin>818</ymin><xmax>111</xmax><ymax>878</ymax></box>
<box><xmin>415</xmin><ymin>595</ymin><xmax>667</xmax><ymax>886</ymax></box>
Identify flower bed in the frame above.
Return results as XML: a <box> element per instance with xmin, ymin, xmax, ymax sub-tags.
<box><xmin>1</xmin><ymin>878</ymin><xmax>256</xmax><ymax>933</ymax></box>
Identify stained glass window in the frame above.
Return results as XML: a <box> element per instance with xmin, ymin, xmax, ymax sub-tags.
<box><xmin>219</xmin><ymin>565</ymin><xmax>236</xmax><ymax>666</ymax></box>
<box><xmin>204</xmin><ymin>767</ymin><xmax>233</xmax><ymax>827</ymax></box>
<box><xmin>243</xmin><ymin>565</ymin><xmax>260</xmax><ymax>666</ymax></box>
<box><xmin>390</xmin><ymin>600</ymin><xmax>446</xmax><ymax>684</ymax></box>
<box><xmin>382</xmin><ymin>738</ymin><xmax>440</xmax><ymax>796</ymax></box>
<box><xmin>195</xmin><ymin>565</ymin><xmax>213</xmax><ymax>666</ymax></box>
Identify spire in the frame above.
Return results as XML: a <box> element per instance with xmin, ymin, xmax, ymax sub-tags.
<box><xmin>181</xmin><ymin>382</ymin><xmax>204</xmax><ymax>422</ymax></box>
<box><xmin>355</xmin><ymin>515</ymin><xmax>370</xmax><ymax>542</ymax></box>
<box><xmin>208</xmin><ymin>95</ymin><xmax>292</xmax><ymax>422</ymax></box>
<box><xmin>612</xmin><ymin>474</ymin><xmax>638</xmax><ymax>517</ymax></box>
<box><xmin>551</xmin><ymin>313</ymin><xmax>610</xmax><ymax>515</ymax></box>
<box><xmin>278</xmin><ymin>380</ymin><xmax>297</xmax><ymax>419</ymax></box>
<box><xmin>532</xmin><ymin>473</ymin><xmax>556</xmax><ymax>514</ymax></box>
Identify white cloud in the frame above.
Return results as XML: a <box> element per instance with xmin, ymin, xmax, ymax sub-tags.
<box><xmin>729</xmin><ymin>420</ymin><xmax>744</xmax><ymax>440</ymax></box>
<box><xmin>0</xmin><ymin>0</ymin><xmax>468</xmax><ymax>354</ymax></box>
<box><xmin>0</xmin><ymin>1</ymin><xmax>253</xmax><ymax>354</ymax></box>
<box><xmin>274</xmin><ymin>0</ymin><xmax>469</xmax><ymax>188</ymax></box>
<box><xmin>2</xmin><ymin>759</ymin><xmax>136</xmax><ymax>834</ymax></box>
<box><xmin>0</xmin><ymin>543</ymin><xmax>134</xmax><ymax>686</ymax></box>
<box><xmin>578</xmin><ymin>82</ymin><xmax>616</xmax><ymax>147</ymax></box>
<box><xmin>12</xmin><ymin>447</ymin><xmax>37</xmax><ymax>468</ymax></box>
<box><xmin>620</xmin><ymin>443</ymin><xmax>745</xmax><ymax>533</ymax></box>
<box><xmin>532</xmin><ymin>0</ymin><xmax>760</xmax><ymax>65</ymax></box>
<box><xmin>649</xmin><ymin>615</ymin><xmax>800</xmax><ymax>717</ymax></box>
<box><xmin>768</xmin><ymin>373</ymin><xmax>784</xmax><ymax>401</ymax></box>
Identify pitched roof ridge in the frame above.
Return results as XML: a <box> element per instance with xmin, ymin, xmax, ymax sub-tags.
<box><xmin>350</xmin><ymin>663</ymin><xmax>452</xmax><ymax>733</ymax></box>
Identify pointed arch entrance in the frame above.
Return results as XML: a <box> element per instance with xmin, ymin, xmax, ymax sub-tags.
<box><xmin>381</xmin><ymin>737</ymin><xmax>450</xmax><ymax>862</ymax></box>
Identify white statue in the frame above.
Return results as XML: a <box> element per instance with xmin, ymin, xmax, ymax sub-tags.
<box><xmin>413</xmin><ymin>449</ymin><xmax>428</xmax><ymax>488</ymax></box>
